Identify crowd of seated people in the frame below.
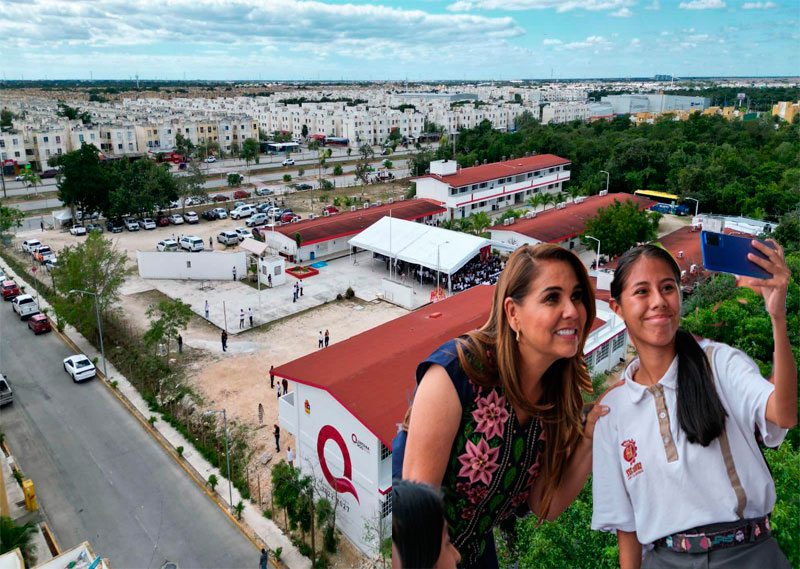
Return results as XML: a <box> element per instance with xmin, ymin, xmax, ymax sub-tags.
<box><xmin>372</xmin><ymin>252</ymin><xmax>503</xmax><ymax>293</ymax></box>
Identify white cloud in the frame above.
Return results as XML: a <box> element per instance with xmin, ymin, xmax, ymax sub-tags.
<box><xmin>645</xmin><ymin>0</ymin><xmax>661</xmax><ymax>9</ymax></box>
<box><xmin>679</xmin><ymin>0</ymin><xmax>726</xmax><ymax>9</ymax></box>
<box><xmin>542</xmin><ymin>38</ymin><xmax>563</xmax><ymax>45</ymax></box>
<box><xmin>611</xmin><ymin>7</ymin><xmax>633</xmax><ymax>16</ymax></box>
<box><xmin>742</xmin><ymin>1</ymin><xmax>777</xmax><ymax>8</ymax></box>
<box><xmin>660</xmin><ymin>31</ymin><xmax>670</xmax><ymax>35</ymax></box>
<box><xmin>447</xmin><ymin>0</ymin><xmax>635</xmax><ymax>12</ymax></box>
<box><xmin>563</xmin><ymin>35</ymin><xmax>614</xmax><ymax>50</ymax></box>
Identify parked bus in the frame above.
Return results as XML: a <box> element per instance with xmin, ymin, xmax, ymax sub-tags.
<box><xmin>634</xmin><ymin>189</ymin><xmax>691</xmax><ymax>216</ymax></box>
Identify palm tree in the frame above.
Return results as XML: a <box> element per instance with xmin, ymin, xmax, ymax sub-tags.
<box><xmin>457</xmin><ymin>217</ymin><xmax>473</xmax><ymax>233</ymax></box>
<box><xmin>554</xmin><ymin>191</ymin><xmax>566</xmax><ymax>205</ymax></box>
<box><xmin>440</xmin><ymin>218</ymin><xmax>458</xmax><ymax>231</ymax></box>
<box><xmin>0</xmin><ymin>516</ymin><xmax>37</xmax><ymax>566</ymax></box>
<box><xmin>526</xmin><ymin>193</ymin><xmax>543</xmax><ymax>212</ymax></box>
<box><xmin>541</xmin><ymin>192</ymin><xmax>556</xmax><ymax>211</ymax></box>
<box><xmin>470</xmin><ymin>212</ymin><xmax>491</xmax><ymax>236</ymax></box>
<box><xmin>568</xmin><ymin>186</ymin><xmax>582</xmax><ymax>203</ymax></box>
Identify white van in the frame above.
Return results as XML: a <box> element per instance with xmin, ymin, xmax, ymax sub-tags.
<box><xmin>12</xmin><ymin>294</ymin><xmax>39</xmax><ymax>319</ymax></box>
<box><xmin>179</xmin><ymin>235</ymin><xmax>205</xmax><ymax>252</ymax></box>
<box><xmin>230</xmin><ymin>204</ymin><xmax>255</xmax><ymax>219</ymax></box>
<box><xmin>217</xmin><ymin>230</ymin><xmax>241</xmax><ymax>246</ymax></box>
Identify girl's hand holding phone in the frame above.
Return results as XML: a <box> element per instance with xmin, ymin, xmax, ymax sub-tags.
<box><xmin>737</xmin><ymin>239</ymin><xmax>790</xmax><ymax>321</ymax></box>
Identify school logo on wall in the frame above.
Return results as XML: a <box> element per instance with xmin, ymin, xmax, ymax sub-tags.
<box><xmin>317</xmin><ymin>425</ymin><xmax>360</xmax><ymax>503</ymax></box>
<box><xmin>621</xmin><ymin>439</ymin><xmax>643</xmax><ymax>480</ymax></box>
<box><xmin>304</xmin><ymin>400</ymin><xmax>311</xmax><ymax>415</ymax></box>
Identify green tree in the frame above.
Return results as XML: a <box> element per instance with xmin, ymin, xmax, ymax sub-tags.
<box><xmin>301</xmin><ymin>124</ymin><xmax>309</xmax><ymax>139</ymax></box>
<box><xmin>51</xmin><ymin>231</ymin><xmax>130</xmax><ymax>340</ymax></box>
<box><xmin>207</xmin><ymin>474</ymin><xmax>219</xmax><ymax>492</ymax></box>
<box><xmin>0</xmin><ymin>202</ymin><xmax>24</xmax><ymax>236</ymax></box>
<box><xmin>298</xmin><ymin>166</ymin><xmax>305</xmax><ymax>177</ymax></box>
<box><xmin>0</xmin><ymin>109</ymin><xmax>14</xmax><ymax>132</ymax></box>
<box><xmin>283</xmin><ymin>174</ymin><xmax>292</xmax><ymax>183</ymax></box>
<box><xmin>178</xmin><ymin>161</ymin><xmax>208</xmax><ymax>213</ymax></box>
<box><xmin>227</xmin><ymin>173</ymin><xmax>243</xmax><ymax>187</ymax></box>
<box><xmin>582</xmin><ymin>199</ymin><xmax>660</xmax><ymax>258</ymax></box>
<box><xmin>108</xmin><ymin>158</ymin><xmax>179</xmax><ymax>218</ymax></box>
<box><xmin>469</xmin><ymin>211</ymin><xmax>492</xmax><ymax>236</ymax></box>
<box><xmin>0</xmin><ymin>516</ymin><xmax>37</xmax><ymax>566</ymax></box>
<box><xmin>526</xmin><ymin>193</ymin><xmax>544</xmax><ymax>212</ymax></box>
<box><xmin>56</xmin><ymin>143</ymin><xmax>111</xmax><ymax>220</ymax></box>
<box><xmin>240</xmin><ymin>137</ymin><xmax>261</xmax><ymax>184</ymax></box>
<box><xmin>144</xmin><ymin>298</ymin><xmax>193</xmax><ymax>356</ymax></box>
<box><xmin>332</xmin><ymin>164</ymin><xmax>343</xmax><ymax>176</ymax></box>
<box><xmin>773</xmin><ymin>206</ymin><xmax>800</xmax><ymax>254</ymax></box>
<box><xmin>175</xmin><ymin>133</ymin><xmax>195</xmax><ymax>159</ymax></box>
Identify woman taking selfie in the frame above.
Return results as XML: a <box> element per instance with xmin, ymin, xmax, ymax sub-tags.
<box><xmin>592</xmin><ymin>242</ymin><xmax>796</xmax><ymax>568</ymax></box>
<box><xmin>402</xmin><ymin>244</ymin><xmax>612</xmax><ymax>568</ymax></box>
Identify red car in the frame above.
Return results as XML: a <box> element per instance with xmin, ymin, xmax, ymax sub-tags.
<box><xmin>2</xmin><ymin>280</ymin><xmax>20</xmax><ymax>300</ymax></box>
<box><xmin>233</xmin><ymin>190</ymin><xmax>251</xmax><ymax>199</ymax></box>
<box><xmin>322</xmin><ymin>205</ymin><xmax>339</xmax><ymax>215</ymax></box>
<box><xmin>211</xmin><ymin>194</ymin><xmax>229</xmax><ymax>202</ymax></box>
<box><xmin>28</xmin><ymin>313</ymin><xmax>52</xmax><ymax>334</ymax></box>
<box><xmin>156</xmin><ymin>215</ymin><xmax>170</xmax><ymax>227</ymax></box>
<box><xmin>281</xmin><ymin>212</ymin><xmax>301</xmax><ymax>223</ymax></box>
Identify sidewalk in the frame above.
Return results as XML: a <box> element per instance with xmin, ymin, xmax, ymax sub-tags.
<box><xmin>0</xmin><ymin>258</ymin><xmax>311</xmax><ymax>569</ymax></box>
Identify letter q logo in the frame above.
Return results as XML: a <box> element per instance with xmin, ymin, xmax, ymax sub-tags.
<box><xmin>317</xmin><ymin>425</ymin><xmax>360</xmax><ymax>503</ymax></box>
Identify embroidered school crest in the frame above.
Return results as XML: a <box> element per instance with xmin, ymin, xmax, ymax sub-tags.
<box><xmin>621</xmin><ymin>440</ymin><xmax>638</xmax><ymax>464</ymax></box>
<box><xmin>622</xmin><ymin>439</ymin><xmax>644</xmax><ymax>480</ymax></box>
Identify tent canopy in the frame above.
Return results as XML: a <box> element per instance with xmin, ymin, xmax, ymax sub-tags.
<box><xmin>52</xmin><ymin>209</ymin><xmax>73</xmax><ymax>228</ymax></box>
<box><xmin>348</xmin><ymin>217</ymin><xmax>490</xmax><ymax>275</ymax></box>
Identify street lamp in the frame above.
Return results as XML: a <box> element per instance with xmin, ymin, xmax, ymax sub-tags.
<box><xmin>68</xmin><ymin>289</ymin><xmax>107</xmax><ymax>382</ymax></box>
<box><xmin>585</xmin><ymin>235</ymin><xmax>601</xmax><ymax>272</ymax></box>
<box><xmin>599</xmin><ymin>170</ymin><xmax>610</xmax><ymax>193</ymax></box>
<box><xmin>685</xmin><ymin>197</ymin><xmax>699</xmax><ymax>218</ymax></box>
<box><xmin>205</xmin><ymin>408</ymin><xmax>233</xmax><ymax>511</ymax></box>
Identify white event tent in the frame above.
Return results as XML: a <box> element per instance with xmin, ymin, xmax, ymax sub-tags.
<box><xmin>348</xmin><ymin>216</ymin><xmax>491</xmax><ymax>293</ymax></box>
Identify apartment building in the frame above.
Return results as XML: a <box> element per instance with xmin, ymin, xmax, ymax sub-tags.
<box><xmin>69</xmin><ymin>124</ymin><xmax>103</xmax><ymax>153</ymax></box>
<box><xmin>0</xmin><ymin>131</ymin><xmax>28</xmax><ymax>166</ymax></box>
<box><xmin>99</xmin><ymin>123</ymin><xmax>138</xmax><ymax>155</ymax></box>
<box><xmin>30</xmin><ymin>124</ymin><xmax>70</xmax><ymax>168</ymax></box>
<box><xmin>772</xmin><ymin>100</ymin><xmax>799</xmax><ymax>123</ymax></box>
<box><xmin>415</xmin><ymin>154</ymin><xmax>571</xmax><ymax>220</ymax></box>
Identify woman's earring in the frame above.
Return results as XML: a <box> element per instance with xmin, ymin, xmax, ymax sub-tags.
<box><xmin>516</xmin><ymin>329</ymin><xmax>520</xmax><ymax>342</ymax></box>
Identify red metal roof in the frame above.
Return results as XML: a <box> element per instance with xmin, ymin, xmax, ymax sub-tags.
<box><xmin>417</xmin><ymin>154</ymin><xmax>571</xmax><ymax>188</ymax></box>
<box><xmin>490</xmin><ymin>193</ymin><xmax>655</xmax><ymax>243</ymax></box>
<box><xmin>272</xmin><ymin>284</ymin><xmax>611</xmax><ymax>448</ymax></box>
<box><xmin>269</xmin><ymin>198</ymin><xmax>446</xmax><ymax>246</ymax></box>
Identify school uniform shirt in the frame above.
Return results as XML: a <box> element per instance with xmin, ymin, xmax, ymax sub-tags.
<box><xmin>591</xmin><ymin>339</ymin><xmax>786</xmax><ymax>545</ymax></box>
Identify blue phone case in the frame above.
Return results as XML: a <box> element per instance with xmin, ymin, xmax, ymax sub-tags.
<box><xmin>701</xmin><ymin>231</ymin><xmax>774</xmax><ymax>279</ymax></box>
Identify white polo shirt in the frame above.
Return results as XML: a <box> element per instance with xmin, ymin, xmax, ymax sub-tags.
<box><xmin>591</xmin><ymin>339</ymin><xmax>786</xmax><ymax>545</ymax></box>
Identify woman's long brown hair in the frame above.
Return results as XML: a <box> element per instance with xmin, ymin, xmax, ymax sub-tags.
<box><xmin>455</xmin><ymin>244</ymin><xmax>595</xmax><ymax>520</ymax></box>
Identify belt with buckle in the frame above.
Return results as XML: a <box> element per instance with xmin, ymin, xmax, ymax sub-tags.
<box><xmin>655</xmin><ymin>515</ymin><xmax>771</xmax><ymax>553</ymax></box>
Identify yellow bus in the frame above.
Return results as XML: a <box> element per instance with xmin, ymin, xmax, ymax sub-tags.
<box><xmin>633</xmin><ymin>190</ymin><xmax>690</xmax><ymax>215</ymax></box>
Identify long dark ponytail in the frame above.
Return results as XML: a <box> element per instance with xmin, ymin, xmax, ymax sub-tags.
<box><xmin>611</xmin><ymin>245</ymin><xmax>727</xmax><ymax>446</ymax></box>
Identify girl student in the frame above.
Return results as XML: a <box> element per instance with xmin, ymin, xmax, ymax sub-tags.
<box><xmin>401</xmin><ymin>244</ymin><xmax>615</xmax><ymax>568</ymax></box>
<box><xmin>591</xmin><ymin>243</ymin><xmax>796</xmax><ymax>568</ymax></box>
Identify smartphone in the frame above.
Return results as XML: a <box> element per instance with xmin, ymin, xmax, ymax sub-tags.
<box><xmin>701</xmin><ymin>231</ymin><xmax>775</xmax><ymax>279</ymax></box>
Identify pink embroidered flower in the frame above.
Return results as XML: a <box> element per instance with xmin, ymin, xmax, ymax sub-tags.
<box><xmin>455</xmin><ymin>482</ymin><xmax>472</xmax><ymax>498</ymax></box>
<box><xmin>511</xmin><ymin>488</ymin><xmax>530</xmax><ymax>508</ymax></box>
<box><xmin>471</xmin><ymin>390</ymin><xmax>510</xmax><ymax>440</ymax></box>
<box><xmin>467</xmin><ymin>485</ymin><xmax>488</xmax><ymax>504</ymax></box>
<box><xmin>457</xmin><ymin>438</ymin><xmax>501</xmax><ymax>486</ymax></box>
<box><xmin>461</xmin><ymin>505</ymin><xmax>476</xmax><ymax>520</ymax></box>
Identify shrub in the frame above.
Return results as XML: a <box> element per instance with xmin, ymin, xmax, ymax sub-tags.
<box><xmin>176</xmin><ymin>445</ymin><xmax>184</xmax><ymax>457</ymax></box>
<box><xmin>274</xmin><ymin>547</ymin><xmax>282</xmax><ymax>560</ymax></box>
<box><xmin>109</xmin><ymin>380</ymin><xmax>118</xmax><ymax>389</ymax></box>
<box><xmin>324</xmin><ymin>525</ymin><xmax>338</xmax><ymax>553</ymax></box>
<box><xmin>263</xmin><ymin>509</ymin><xmax>272</xmax><ymax>519</ymax></box>
<box><xmin>234</xmin><ymin>500</ymin><xmax>244</xmax><ymax>520</ymax></box>
<box><xmin>299</xmin><ymin>543</ymin><xmax>312</xmax><ymax>557</ymax></box>
<box><xmin>345</xmin><ymin>286</ymin><xmax>354</xmax><ymax>299</ymax></box>
<box><xmin>207</xmin><ymin>474</ymin><xmax>219</xmax><ymax>491</ymax></box>
<box><xmin>148</xmin><ymin>416</ymin><xmax>157</xmax><ymax>426</ymax></box>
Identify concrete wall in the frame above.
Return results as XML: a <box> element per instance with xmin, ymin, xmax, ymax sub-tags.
<box><xmin>381</xmin><ymin>278</ymin><xmax>414</xmax><ymax>308</ymax></box>
<box><xmin>137</xmin><ymin>251</ymin><xmax>247</xmax><ymax>281</ymax></box>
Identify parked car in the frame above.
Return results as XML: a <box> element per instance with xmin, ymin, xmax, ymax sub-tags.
<box><xmin>322</xmin><ymin>205</ymin><xmax>339</xmax><ymax>215</ymax></box>
<box><xmin>0</xmin><ymin>374</ymin><xmax>11</xmax><ymax>406</ymax></box>
<box><xmin>281</xmin><ymin>212</ymin><xmax>301</xmax><ymax>223</ymax></box>
<box><xmin>255</xmin><ymin>187</ymin><xmax>274</xmax><ymax>197</ymax></box>
<box><xmin>22</xmin><ymin>239</ymin><xmax>42</xmax><ymax>253</ymax></box>
<box><xmin>230</xmin><ymin>204</ymin><xmax>255</xmax><ymax>219</ymax></box>
<box><xmin>63</xmin><ymin>355</ymin><xmax>96</xmax><ymax>382</ymax></box>
<box><xmin>33</xmin><ymin>246</ymin><xmax>53</xmax><ymax>262</ymax></box>
<box><xmin>157</xmin><ymin>239</ymin><xmax>178</xmax><ymax>252</ymax></box>
<box><xmin>234</xmin><ymin>227</ymin><xmax>252</xmax><ymax>241</ymax></box>
<box><xmin>2</xmin><ymin>280</ymin><xmax>20</xmax><ymax>300</ymax></box>
<box><xmin>12</xmin><ymin>295</ymin><xmax>39</xmax><ymax>320</ymax></box>
<box><xmin>169</xmin><ymin>214</ymin><xmax>185</xmax><ymax>225</ymax></box>
<box><xmin>45</xmin><ymin>258</ymin><xmax>58</xmax><ymax>272</ymax></box>
<box><xmin>217</xmin><ymin>231</ymin><xmax>240</xmax><ymax>246</ymax></box>
<box><xmin>156</xmin><ymin>215</ymin><xmax>170</xmax><ymax>227</ymax></box>
<box><xmin>282</xmin><ymin>158</ymin><xmax>295</xmax><ymax>166</ymax></box>
<box><xmin>296</xmin><ymin>183</ymin><xmax>313</xmax><ymax>191</ymax></box>
<box><xmin>169</xmin><ymin>200</ymin><xmax>180</xmax><ymax>209</ymax></box>
<box><xmin>202</xmin><ymin>209</ymin><xmax>218</xmax><ymax>221</ymax></box>
<box><xmin>139</xmin><ymin>218</ymin><xmax>156</xmax><ymax>230</ymax></box>
<box><xmin>125</xmin><ymin>218</ymin><xmax>140</xmax><ymax>231</ymax></box>
<box><xmin>233</xmin><ymin>189</ymin><xmax>251</xmax><ymax>200</ymax></box>
<box><xmin>204</xmin><ymin>156</ymin><xmax>216</xmax><ymax>163</ymax></box>
<box><xmin>212</xmin><ymin>207</ymin><xmax>228</xmax><ymax>219</ymax></box>
<box><xmin>15</xmin><ymin>175</ymin><xmax>24</xmax><ymax>182</ymax></box>
<box><xmin>41</xmin><ymin>169</ymin><xmax>60</xmax><ymax>179</ymax></box>
<box><xmin>86</xmin><ymin>222</ymin><xmax>104</xmax><ymax>234</ymax></box>
<box><xmin>266</xmin><ymin>206</ymin><xmax>282</xmax><ymax>218</ymax></box>
<box><xmin>184</xmin><ymin>211</ymin><xmax>199</xmax><ymax>224</ymax></box>
<box><xmin>107</xmin><ymin>218</ymin><xmax>124</xmax><ymax>233</ymax></box>
<box><xmin>234</xmin><ymin>201</ymin><xmax>246</xmax><ymax>209</ymax></box>
<box><xmin>69</xmin><ymin>225</ymin><xmax>87</xmax><ymax>236</ymax></box>
<box><xmin>186</xmin><ymin>196</ymin><xmax>206</xmax><ymax>206</ymax></box>
<box><xmin>179</xmin><ymin>235</ymin><xmax>205</xmax><ymax>252</ymax></box>
<box><xmin>28</xmin><ymin>313</ymin><xmax>52</xmax><ymax>334</ymax></box>
<box><xmin>246</xmin><ymin>213</ymin><xmax>269</xmax><ymax>227</ymax></box>
<box><xmin>211</xmin><ymin>194</ymin><xmax>229</xmax><ymax>202</ymax></box>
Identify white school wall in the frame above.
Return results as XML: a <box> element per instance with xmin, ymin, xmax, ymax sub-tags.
<box><xmin>137</xmin><ymin>251</ymin><xmax>247</xmax><ymax>280</ymax></box>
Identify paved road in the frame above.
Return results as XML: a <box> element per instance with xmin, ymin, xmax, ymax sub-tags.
<box><xmin>0</xmin><ymin>306</ymin><xmax>256</xmax><ymax>568</ymax></box>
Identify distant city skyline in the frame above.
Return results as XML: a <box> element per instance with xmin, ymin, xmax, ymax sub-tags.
<box><xmin>1</xmin><ymin>0</ymin><xmax>797</xmax><ymax>81</ymax></box>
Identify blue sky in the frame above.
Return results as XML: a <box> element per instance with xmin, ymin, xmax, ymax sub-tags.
<box><xmin>0</xmin><ymin>0</ymin><xmax>797</xmax><ymax>80</ymax></box>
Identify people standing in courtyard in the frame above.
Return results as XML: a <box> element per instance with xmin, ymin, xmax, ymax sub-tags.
<box><xmin>274</xmin><ymin>424</ymin><xmax>281</xmax><ymax>453</ymax></box>
<box><xmin>232</xmin><ymin>266</ymin><xmax>237</xmax><ymax>281</ymax></box>
<box><xmin>293</xmin><ymin>283</ymin><xmax>297</xmax><ymax>303</ymax></box>
<box><xmin>287</xmin><ymin>446</ymin><xmax>295</xmax><ymax>468</ymax></box>
<box><xmin>239</xmin><ymin>308</ymin><xmax>245</xmax><ymax>329</ymax></box>
<box><xmin>209</xmin><ymin>235</ymin><xmax>213</xmax><ymax>249</ymax></box>
<box><xmin>248</xmin><ymin>307</ymin><xmax>253</xmax><ymax>327</ymax></box>
<box><xmin>282</xmin><ymin>377</ymin><xmax>288</xmax><ymax>395</ymax></box>
<box><xmin>324</xmin><ymin>329</ymin><xmax>330</xmax><ymax>347</ymax></box>
<box><xmin>221</xmin><ymin>330</ymin><xmax>228</xmax><ymax>352</ymax></box>
<box><xmin>268</xmin><ymin>274</ymin><xmax>272</xmax><ymax>288</ymax></box>
<box><xmin>259</xmin><ymin>548</ymin><xmax>269</xmax><ymax>569</ymax></box>
<box><xmin>204</xmin><ymin>299</ymin><xmax>209</xmax><ymax>319</ymax></box>
<box><xmin>318</xmin><ymin>331</ymin><xmax>324</xmax><ymax>349</ymax></box>
<box><xmin>270</xmin><ymin>365</ymin><xmax>275</xmax><ymax>389</ymax></box>
<box><xmin>40</xmin><ymin>219</ymin><xmax>44</xmax><ymax>232</ymax></box>
<box><xmin>277</xmin><ymin>383</ymin><xmax>282</xmax><ymax>397</ymax></box>
<box><xmin>299</xmin><ymin>280</ymin><xmax>304</xmax><ymax>296</ymax></box>
<box><xmin>177</xmin><ymin>334</ymin><xmax>183</xmax><ymax>354</ymax></box>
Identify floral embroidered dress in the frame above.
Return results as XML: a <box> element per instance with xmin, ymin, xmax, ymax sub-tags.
<box><xmin>416</xmin><ymin>339</ymin><xmax>545</xmax><ymax>568</ymax></box>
